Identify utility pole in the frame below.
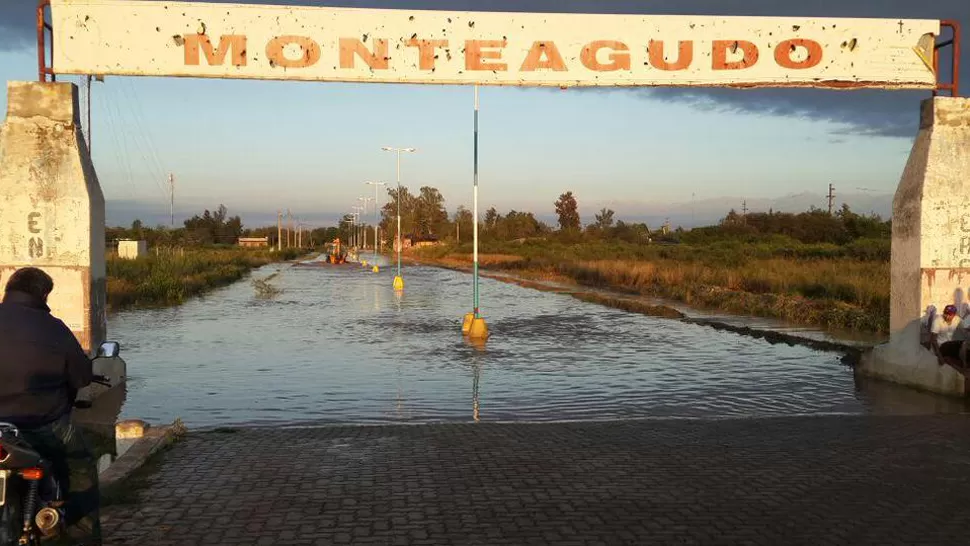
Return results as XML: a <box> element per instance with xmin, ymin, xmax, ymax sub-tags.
<box><xmin>691</xmin><ymin>192</ymin><xmax>695</xmax><ymax>227</ymax></box>
<box><xmin>827</xmin><ymin>184</ymin><xmax>836</xmax><ymax>215</ymax></box>
<box><xmin>286</xmin><ymin>209</ymin><xmax>292</xmax><ymax>248</ymax></box>
<box><xmin>277</xmin><ymin>210</ymin><xmax>282</xmax><ymax>251</ymax></box>
<box><xmin>168</xmin><ymin>174</ymin><xmax>175</xmax><ymax>227</ymax></box>
<box><xmin>741</xmin><ymin>199</ymin><xmax>748</xmax><ymax>223</ymax></box>
<box><xmin>297</xmin><ymin>223</ymin><xmax>302</xmax><ymax>248</ymax></box>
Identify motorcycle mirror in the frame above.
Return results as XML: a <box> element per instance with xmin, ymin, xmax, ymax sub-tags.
<box><xmin>97</xmin><ymin>341</ymin><xmax>120</xmax><ymax>359</ymax></box>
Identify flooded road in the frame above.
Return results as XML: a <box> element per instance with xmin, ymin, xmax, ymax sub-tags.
<box><xmin>108</xmin><ymin>257</ymin><xmax>967</xmax><ymax>428</ymax></box>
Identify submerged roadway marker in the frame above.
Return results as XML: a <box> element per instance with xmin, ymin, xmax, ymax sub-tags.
<box><xmin>466</xmin><ymin>85</ymin><xmax>489</xmax><ymax>340</ymax></box>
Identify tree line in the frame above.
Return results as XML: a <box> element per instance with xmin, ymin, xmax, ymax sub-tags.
<box><xmin>106</xmin><ymin>191</ymin><xmax>892</xmax><ymax>250</ymax></box>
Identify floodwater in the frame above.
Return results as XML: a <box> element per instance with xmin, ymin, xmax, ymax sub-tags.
<box><xmin>106</xmin><ymin>256</ymin><xmax>968</xmax><ymax>428</ymax></box>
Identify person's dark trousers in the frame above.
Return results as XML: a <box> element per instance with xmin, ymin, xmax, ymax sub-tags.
<box><xmin>20</xmin><ymin>415</ymin><xmax>102</xmax><ymax>545</ymax></box>
<box><xmin>939</xmin><ymin>340</ymin><xmax>964</xmax><ymax>362</ymax></box>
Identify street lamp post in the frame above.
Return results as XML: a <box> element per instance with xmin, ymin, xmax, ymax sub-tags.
<box><xmin>350</xmin><ymin>208</ymin><xmax>357</xmax><ymax>248</ymax></box>
<box><xmin>365</xmin><ymin>181</ymin><xmax>386</xmax><ymax>263</ymax></box>
<box><xmin>358</xmin><ymin>196</ymin><xmax>373</xmax><ymax>250</ymax></box>
<box><xmin>381</xmin><ymin>146</ymin><xmax>416</xmax><ymax>291</ymax></box>
<box><xmin>351</xmin><ymin>207</ymin><xmax>362</xmax><ymax>251</ymax></box>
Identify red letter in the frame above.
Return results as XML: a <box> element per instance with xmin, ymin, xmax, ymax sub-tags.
<box><xmin>521</xmin><ymin>41</ymin><xmax>567</xmax><ymax>72</ymax></box>
<box><xmin>183</xmin><ymin>35</ymin><xmax>247</xmax><ymax>66</ymax></box>
<box><xmin>580</xmin><ymin>41</ymin><xmax>630</xmax><ymax>71</ymax></box>
<box><xmin>406</xmin><ymin>39</ymin><xmax>449</xmax><ymax>70</ymax></box>
<box><xmin>465</xmin><ymin>40</ymin><xmax>508</xmax><ymax>71</ymax></box>
<box><xmin>339</xmin><ymin>38</ymin><xmax>389</xmax><ymax>70</ymax></box>
<box><xmin>712</xmin><ymin>40</ymin><xmax>759</xmax><ymax>70</ymax></box>
<box><xmin>648</xmin><ymin>40</ymin><xmax>693</xmax><ymax>71</ymax></box>
<box><xmin>266</xmin><ymin>36</ymin><xmax>321</xmax><ymax>68</ymax></box>
<box><xmin>775</xmin><ymin>39</ymin><xmax>823</xmax><ymax>69</ymax></box>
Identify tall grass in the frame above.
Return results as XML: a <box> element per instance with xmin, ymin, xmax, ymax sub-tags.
<box><xmin>554</xmin><ymin>259</ymin><xmax>888</xmax><ymax>332</ymax></box>
<box><xmin>413</xmin><ymin>241</ymin><xmax>891</xmax><ymax>332</ymax></box>
<box><xmin>106</xmin><ymin>247</ymin><xmax>301</xmax><ymax>310</ymax></box>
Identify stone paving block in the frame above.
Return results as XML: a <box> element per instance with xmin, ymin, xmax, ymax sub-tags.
<box><xmin>102</xmin><ymin>415</ymin><xmax>970</xmax><ymax>545</ymax></box>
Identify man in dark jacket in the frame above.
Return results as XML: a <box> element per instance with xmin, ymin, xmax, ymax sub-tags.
<box><xmin>0</xmin><ymin>267</ymin><xmax>101</xmax><ymax>545</ymax></box>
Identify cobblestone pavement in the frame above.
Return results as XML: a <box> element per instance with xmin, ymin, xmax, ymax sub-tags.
<box><xmin>102</xmin><ymin>415</ymin><xmax>970</xmax><ymax>545</ymax></box>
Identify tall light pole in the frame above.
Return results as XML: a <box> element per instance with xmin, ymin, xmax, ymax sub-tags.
<box><xmin>352</xmin><ymin>207</ymin><xmax>363</xmax><ymax>251</ymax></box>
<box><xmin>358</xmin><ymin>196</ymin><xmax>373</xmax><ymax>250</ymax></box>
<box><xmin>347</xmin><ymin>212</ymin><xmax>352</xmax><ymax>249</ymax></box>
<box><xmin>365</xmin><ymin>181</ymin><xmax>386</xmax><ymax>262</ymax></box>
<box><xmin>382</xmin><ymin>146</ymin><xmax>416</xmax><ymax>291</ymax></box>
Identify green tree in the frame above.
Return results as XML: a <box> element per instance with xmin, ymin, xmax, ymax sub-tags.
<box><xmin>593</xmin><ymin>208</ymin><xmax>615</xmax><ymax>230</ymax></box>
<box><xmin>417</xmin><ymin>186</ymin><xmax>448</xmax><ymax>236</ymax></box>
<box><xmin>483</xmin><ymin>207</ymin><xmax>500</xmax><ymax>233</ymax></box>
<box><xmin>554</xmin><ymin>191</ymin><xmax>580</xmax><ymax>232</ymax></box>
<box><xmin>453</xmin><ymin>206</ymin><xmax>473</xmax><ymax>242</ymax></box>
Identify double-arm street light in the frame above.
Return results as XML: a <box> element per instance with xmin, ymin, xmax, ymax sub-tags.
<box><xmin>358</xmin><ymin>196</ymin><xmax>373</xmax><ymax>250</ymax></box>
<box><xmin>381</xmin><ymin>146</ymin><xmax>416</xmax><ymax>290</ymax></box>
<box><xmin>365</xmin><ymin>181</ymin><xmax>386</xmax><ymax>262</ymax></box>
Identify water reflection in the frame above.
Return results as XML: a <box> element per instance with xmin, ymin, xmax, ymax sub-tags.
<box><xmin>106</xmin><ymin>262</ymin><xmax>968</xmax><ymax>428</ymax></box>
<box><xmin>472</xmin><ymin>362</ymin><xmax>482</xmax><ymax>423</ymax></box>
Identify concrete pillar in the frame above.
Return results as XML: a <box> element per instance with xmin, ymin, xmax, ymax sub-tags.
<box><xmin>0</xmin><ymin>81</ymin><xmax>106</xmax><ymax>354</ymax></box>
<box><xmin>860</xmin><ymin>97</ymin><xmax>970</xmax><ymax>396</ymax></box>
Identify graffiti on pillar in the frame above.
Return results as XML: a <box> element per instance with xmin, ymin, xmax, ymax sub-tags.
<box><xmin>26</xmin><ymin>211</ymin><xmax>46</xmax><ymax>259</ymax></box>
<box><xmin>959</xmin><ymin>213</ymin><xmax>970</xmax><ymax>268</ymax></box>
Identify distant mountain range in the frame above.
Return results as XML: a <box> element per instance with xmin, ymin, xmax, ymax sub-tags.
<box><xmin>107</xmin><ymin>191</ymin><xmax>893</xmax><ymax>231</ymax></box>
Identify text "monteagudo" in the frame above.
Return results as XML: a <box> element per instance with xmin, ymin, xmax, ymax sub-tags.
<box><xmin>182</xmin><ymin>35</ymin><xmax>825</xmax><ymax>73</ymax></box>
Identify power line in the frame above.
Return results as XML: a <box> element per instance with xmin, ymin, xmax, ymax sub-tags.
<box><xmin>94</xmin><ymin>88</ymin><xmax>135</xmax><ymax>200</ymax></box>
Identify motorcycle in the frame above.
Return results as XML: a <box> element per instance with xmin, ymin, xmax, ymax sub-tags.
<box><xmin>0</xmin><ymin>341</ymin><xmax>120</xmax><ymax>546</ymax></box>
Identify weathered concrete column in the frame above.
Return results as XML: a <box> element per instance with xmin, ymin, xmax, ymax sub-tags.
<box><xmin>0</xmin><ymin>81</ymin><xmax>106</xmax><ymax>353</ymax></box>
<box><xmin>860</xmin><ymin>97</ymin><xmax>970</xmax><ymax>396</ymax></box>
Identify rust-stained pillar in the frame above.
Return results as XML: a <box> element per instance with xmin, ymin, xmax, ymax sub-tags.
<box><xmin>861</xmin><ymin>97</ymin><xmax>970</xmax><ymax>396</ymax></box>
<box><xmin>0</xmin><ymin>81</ymin><xmax>106</xmax><ymax>353</ymax></box>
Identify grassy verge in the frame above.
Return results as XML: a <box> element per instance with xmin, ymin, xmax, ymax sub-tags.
<box><xmin>413</xmin><ymin>241</ymin><xmax>889</xmax><ymax>333</ymax></box>
<box><xmin>106</xmin><ymin>247</ymin><xmax>303</xmax><ymax>311</ymax></box>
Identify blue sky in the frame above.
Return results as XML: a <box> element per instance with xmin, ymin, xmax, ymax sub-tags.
<box><xmin>1</xmin><ymin>0</ymin><xmax>967</xmax><ymax>227</ymax></box>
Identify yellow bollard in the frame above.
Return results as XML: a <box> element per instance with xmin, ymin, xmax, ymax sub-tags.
<box><xmin>461</xmin><ymin>313</ymin><xmax>475</xmax><ymax>335</ymax></box>
<box><xmin>362</xmin><ymin>260</ymin><xmax>368</xmax><ymax>267</ymax></box>
<box><xmin>468</xmin><ymin>317</ymin><xmax>489</xmax><ymax>340</ymax></box>
<box><xmin>393</xmin><ymin>275</ymin><xmax>404</xmax><ymax>291</ymax></box>
<box><xmin>373</xmin><ymin>265</ymin><xmax>380</xmax><ymax>273</ymax></box>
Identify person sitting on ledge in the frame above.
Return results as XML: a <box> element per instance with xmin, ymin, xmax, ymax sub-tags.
<box><xmin>933</xmin><ymin>304</ymin><xmax>970</xmax><ymax>367</ymax></box>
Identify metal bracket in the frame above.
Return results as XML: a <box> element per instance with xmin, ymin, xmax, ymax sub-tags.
<box><xmin>934</xmin><ymin>20</ymin><xmax>961</xmax><ymax>97</ymax></box>
<box><xmin>37</xmin><ymin>0</ymin><xmax>55</xmax><ymax>82</ymax></box>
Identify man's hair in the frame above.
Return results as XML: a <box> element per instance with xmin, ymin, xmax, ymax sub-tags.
<box><xmin>5</xmin><ymin>267</ymin><xmax>54</xmax><ymax>300</ymax></box>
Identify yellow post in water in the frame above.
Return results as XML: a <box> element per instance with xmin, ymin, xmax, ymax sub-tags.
<box><xmin>463</xmin><ymin>85</ymin><xmax>488</xmax><ymax>341</ymax></box>
<box><xmin>468</xmin><ymin>317</ymin><xmax>489</xmax><ymax>340</ymax></box>
<box><xmin>373</xmin><ymin>265</ymin><xmax>379</xmax><ymax>273</ymax></box>
<box><xmin>362</xmin><ymin>260</ymin><xmax>368</xmax><ymax>267</ymax></box>
<box><xmin>393</xmin><ymin>275</ymin><xmax>404</xmax><ymax>291</ymax></box>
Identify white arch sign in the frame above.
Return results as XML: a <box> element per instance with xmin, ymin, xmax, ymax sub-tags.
<box><xmin>50</xmin><ymin>0</ymin><xmax>939</xmax><ymax>89</ymax></box>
